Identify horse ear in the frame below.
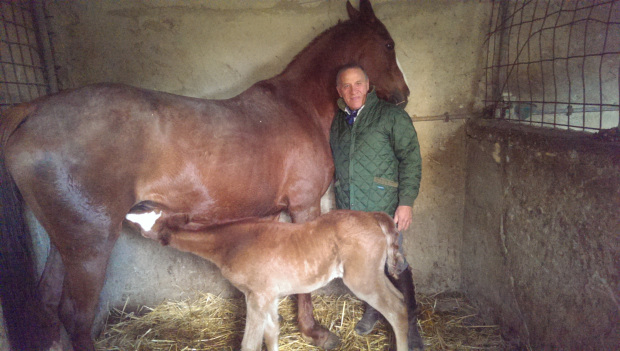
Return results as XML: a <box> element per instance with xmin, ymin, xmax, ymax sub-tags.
<box><xmin>359</xmin><ymin>0</ymin><xmax>377</xmax><ymax>24</ymax></box>
<box><xmin>346</xmin><ymin>1</ymin><xmax>361</xmax><ymax>21</ymax></box>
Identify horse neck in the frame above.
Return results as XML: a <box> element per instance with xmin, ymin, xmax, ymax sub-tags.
<box><xmin>166</xmin><ymin>229</ymin><xmax>237</xmax><ymax>268</ymax></box>
<box><xmin>260</xmin><ymin>74</ymin><xmax>334</xmax><ymax>139</ymax></box>
<box><xmin>264</xmin><ymin>27</ymin><xmax>355</xmax><ymax>138</ymax></box>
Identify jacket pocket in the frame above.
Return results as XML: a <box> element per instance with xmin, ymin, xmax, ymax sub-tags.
<box><xmin>373</xmin><ymin>177</ymin><xmax>398</xmax><ymax>189</ymax></box>
<box><xmin>368</xmin><ymin>177</ymin><xmax>398</xmax><ymax>212</ymax></box>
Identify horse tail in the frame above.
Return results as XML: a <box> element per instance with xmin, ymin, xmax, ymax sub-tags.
<box><xmin>373</xmin><ymin>212</ymin><xmax>406</xmax><ymax>279</ymax></box>
<box><xmin>0</xmin><ymin>103</ymin><xmax>47</xmax><ymax>349</ymax></box>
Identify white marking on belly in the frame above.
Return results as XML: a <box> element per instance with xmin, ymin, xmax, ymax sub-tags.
<box><xmin>396</xmin><ymin>57</ymin><xmax>410</xmax><ymax>89</ymax></box>
<box><xmin>125</xmin><ymin>211</ymin><xmax>162</xmax><ymax>231</ymax></box>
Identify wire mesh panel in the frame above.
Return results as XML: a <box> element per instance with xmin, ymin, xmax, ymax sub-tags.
<box><xmin>484</xmin><ymin>0</ymin><xmax>620</xmax><ymax>132</ymax></box>
<box><xmin>0</xmin><ymin>0</ymin><xmax>51</xmax><ymax>112</ymax></box>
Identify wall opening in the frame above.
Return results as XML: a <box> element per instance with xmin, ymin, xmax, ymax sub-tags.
<box><xmin>0</xmin><ymin>0</ymin><xmax>57</xmax><ymax>112</ymax></box>
<box><xmin>484</xmin><ymin>0</ymin><xmax>619</xmax><ymax>133</ymax></box>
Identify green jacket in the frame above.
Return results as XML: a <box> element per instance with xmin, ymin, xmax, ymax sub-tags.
<box><xmin>329</xmin><ymin>89</ymin><xmax>421</xmax><ymax>215</ymax></box>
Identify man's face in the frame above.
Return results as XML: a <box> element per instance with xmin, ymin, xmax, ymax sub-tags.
<box><xmin>337</xmin><ymin>68</ymin><xmax>370</xmax><ymax>111</ymax></box>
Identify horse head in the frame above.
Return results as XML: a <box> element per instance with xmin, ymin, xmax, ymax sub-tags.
<box><xmin>345</xmin><ymin>0</ymin><xmax>410</xmax><ymax>107</ymax></box>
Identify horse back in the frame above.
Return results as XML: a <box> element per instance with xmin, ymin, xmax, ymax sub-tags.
<box><xmin>3</xmin><ymin>83</ymin><xmax>333</xmax><ymax>226</ymax></box>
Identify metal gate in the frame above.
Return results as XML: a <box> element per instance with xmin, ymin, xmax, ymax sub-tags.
<box><xmin>484</xmin><ymin>0</ymin><xmax>620</xmax><ymax>133</ymax></box>
<box><xmin>1</xmin><ymin>0</ymin><xmax>57</xmax><ymax>112</ymax></box>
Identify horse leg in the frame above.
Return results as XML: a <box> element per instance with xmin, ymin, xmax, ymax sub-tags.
<box><xmin>241</xmin><ymin>293</ymin><xmax>268</xmax><ymax>351</ymax></box>
<box><xmin>289</xmin><ymin>205</ymin><xmax>340</xmax><ymax>350</ymax></box>
<box><xmin>14</xmin><ymin>187</ymin><xmax>123</xmax><ymax>350</ymax></box>
<box><xmin>262</xmin><ymin>298</ymin><xmax>280</xmax><ymax>351</ymax></box>
<box><xmin>389</xmin><ymin>267</ymin><xmax>424</xmax><ymax>350</ymax></box>
<box><xmin>54</xmin><ymin>227</ymin><xmax>118</xmax><ymax>351</ymax></box>
<box><xmin>36</xmin><ymin>244</ymin><xmax>75</xmax><ymax>350</ymax></box>
<box><xmin>23</xmin><ymin>200</ymin><xmax>119</xmax><ymax>351</ymax></box>
<box><xmin>343</xmin><ymin>270</ymin><xmax>409</xmax><ymax>351</ymax></box>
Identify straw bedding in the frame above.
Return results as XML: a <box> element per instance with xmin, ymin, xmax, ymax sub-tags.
<box><xmin>95</xmin><ymin>292</ymin><xmax>506</xmax><ymax>350</ymax></box>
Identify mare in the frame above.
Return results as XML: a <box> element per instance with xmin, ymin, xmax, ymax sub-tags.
<box><xmin>130</xmin><ymin>209</ymin><xmax>410</xmax><ymax>351</ymax></box>
<box><xmin>0</xmin><ymin>1</ymin><xmax>409</xmax><ymax>350</ymax></box>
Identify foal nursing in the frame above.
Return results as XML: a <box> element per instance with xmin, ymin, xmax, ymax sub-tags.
<box><xmin>127</xmin><ymin>209</ymin><xmax>411</xmax><ymax>351</ymax></box>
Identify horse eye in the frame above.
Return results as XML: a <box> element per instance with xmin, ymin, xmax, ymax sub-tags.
<box><xmin>386</xmin><ymin>42</ymin><xmax>394</xmax><ymax>50</ymax></box>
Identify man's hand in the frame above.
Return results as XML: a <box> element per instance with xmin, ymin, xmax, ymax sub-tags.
<box><xmin>393</xmin><ymin>205</ymin><xmax>412</xmax><ymax>231</ymax></box>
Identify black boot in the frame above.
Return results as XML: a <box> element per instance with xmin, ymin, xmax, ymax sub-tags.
<box><xmin>354</xmin><ymin>302</ymin><xmax>382</xmax><ymax>335</ymax></box>
<box><xmin>390</xmin><ymin>267</ymin><xmax>424</xmax><ymax>350</ymax></box>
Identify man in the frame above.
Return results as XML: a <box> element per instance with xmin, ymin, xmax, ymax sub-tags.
<box><xmin>329</xmin><ymin>64</ymin><xmax>423</xmax><ymax>349</ymax></box>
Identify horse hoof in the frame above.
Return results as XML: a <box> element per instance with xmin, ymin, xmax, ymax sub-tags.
<box><xmin>408</xmin><ymin>318</ymin><xmax>424</xmax><ymax>351</ymax></box>
<box><xmin>355</xmin><ymin>305</ymin><xmax>382</xmax><ymax>335</ymax></box>
<box><xmin>302</xmin><ymin>325</ymin><xmax>340</xmax><ymax>350</ymax></box>
<box><xmin>354</xmin><ymin>316</ymin><xmax>380</xmax><ymax>335</ymax></box>
<box><xmin>322</xmin><ymin>331</ymin><xmax>341</xmax><ymax>350</ymax></box>
<box><xmin>408</xmin><ymin>333</ymin><xmax>425</xmax><ymax>350</ymax></box>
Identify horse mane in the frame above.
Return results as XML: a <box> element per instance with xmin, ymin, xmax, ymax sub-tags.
<box><xmin>278</xmin><ymin>18</ymin><xmax>356</xmax><ymax>77</ymax></box>
<box><xmin>276</xmin><ymin>12</ymin><xmax>392</xmax><ymax>80</ymax></box>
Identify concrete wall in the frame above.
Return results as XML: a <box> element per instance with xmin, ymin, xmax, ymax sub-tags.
<box><xmin>4</xmin><ymin>1</ymin><xmax>617</xmax><ymax>349</ymax></box>
<box><xmin>462</xmin><ymin>119</ymin><xmax>619</xmax><ymax>349</ymax></box>
<box><xmin>34</xmin><ymin>0</ymin><xmax>492</xmax><ymax>329</ymax></box>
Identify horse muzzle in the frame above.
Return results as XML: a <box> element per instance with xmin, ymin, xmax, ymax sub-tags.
<box><xmin>390</xmin><ymin>89</ymin><xmax>409</xmax><ymax>109</ymax></box>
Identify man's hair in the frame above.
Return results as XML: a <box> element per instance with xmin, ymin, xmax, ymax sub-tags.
<box><xmin>336</xmin><ymin>63</ymin><xmax>368</xmax><ymax>86</ymax></box>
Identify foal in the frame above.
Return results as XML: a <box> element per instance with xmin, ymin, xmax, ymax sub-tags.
<box><xmin>126</xmin><ymin>209</ymin><xmax>409</xmax><ymax>351</ymax></box>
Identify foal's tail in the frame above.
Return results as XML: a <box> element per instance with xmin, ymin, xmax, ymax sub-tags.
<box><xmin>0</xmin><ymin>104</ymin><xmax>46</xmax><ymax>349</ymax></box>
<box><xmin>373</xmin><ymin>212</ymin><xmax>406</xmax><ymax>279</ymax></box>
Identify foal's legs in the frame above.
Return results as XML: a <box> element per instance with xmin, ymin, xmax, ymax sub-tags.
<box><xmin>289</xmin><ymin>204</ymin><xmax>340</xmax><ymax>350</ymax></box>
<box><xmin>262</xmin><ymin>298</ymin><xmax>280</xmax><ymax>351</ymax></box>
<box><xmin>242</xmin><ymin>293</ymin><xmax>276</xmax><ymax>351</ymax></box>
<box><xmin>344</xmin><ymin>268</ymin><xmax>409</xmax><ymax>351</ymax></box>
<box><xmin>389</xmin><ymin>267</ymin><xmax>424</xmax><ymax>350</ymax></box>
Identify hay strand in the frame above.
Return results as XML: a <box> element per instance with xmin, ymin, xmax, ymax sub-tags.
<box><xmin>96</xmin><ymin>292</ymin><xmax>506</xmax><ymax>350</ymax></box>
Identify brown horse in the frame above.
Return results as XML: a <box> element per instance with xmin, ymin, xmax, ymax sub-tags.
<box><xmin>0</xmin><ymin>1</ymin><xmax>409</xmax><ymax>350</ymax></box>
